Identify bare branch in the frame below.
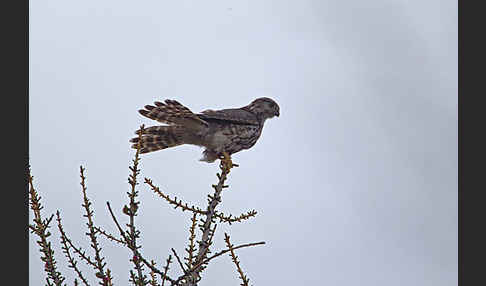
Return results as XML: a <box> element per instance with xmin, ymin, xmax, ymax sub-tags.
<box><xmin>28</xmin><ymin>169</ymin><xmax>65</xmax><ymax>286</ymax></box>
<box><xmin>194</xmin><ymin>241</ymin><xmax>265</xmax><ymax>276</ymax></box>
<box><xmin>79</xmin><ymin>166</ymin><xmax>111</xmax><ymax>284</ymax></box>
<box><xmin>214</xmin><ymin>210</ymin><xmax>258</xmax><ymax>225</ymax></box>
<box><xmin>94</xmin><ymin>226</ymin><xmax>127</xmax><ymax>246</ymax></box>
<box><xmin>184</xmin><ymin>213</ymin><xmax>198</xmax><ymax>269</ymax></box>
<box><xmin>144</xmin><ymin>178</ymin><xmax>207</xmax><ymax>216</ymax></box>
<box><xmin>56</xmin><ymin>227</ymin><xmax>98</xmax><ymax>269</ymax></box>
<box><xmin>56</xmin><ymin>211</ymin><xmax>91</xmax><ymax>286</ymax></box>
<box><xmin>125</xmin><ymin>125</ymin><xmax>147</xmax><ymax>285</ymax></box>
<box><xmin>224</xmin><ymin>233</ymin><xmax>250</xmax><ymax>286</ymax></box>
<box><xmin>138</xmin><ymin>255</ymin><xmax>175</xmax><ymax>285</ymax></box>
<box><xmin>171</xmin><ymin>248</ymin><xmax>186</xmax><ymax>274</ymax></box>
<box><xmin>174</xmin><ymin>240</ymin><xmax>265</xmax><ymax>285</ymax></box>
<box><xmin>149</xmin><ymin>260</ymin><xmax>159</xmax><ymax>286</ymax></box>
<box><xmin>161</xmin><ymin>255</ymin><xmax>172</xmax><ymax>286</ymax></box>
<box><xmin>30</xmin><ymin>123</ymin><xmax>267</xmax><ymax>286</ymax></box>
<box><xmin>179</xmin><ymin>154</ymin><xmax>241</xmax><ymax>285</ymax></box>
<box><xmin>106</xmin><ymin>202</ymin><xmax>128</xmax><ymax>242</ymax></box>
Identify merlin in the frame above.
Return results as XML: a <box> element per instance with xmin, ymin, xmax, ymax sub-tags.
<box><xmin>130</xmin><ymin>97</ymin><xmax>280</xmax><ymax>162</ymax></box>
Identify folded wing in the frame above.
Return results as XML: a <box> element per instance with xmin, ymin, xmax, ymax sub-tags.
<box><xmin>198</xmin><ymin>108</ymin><xmax>259</xmax><ymax>125</ymax></box>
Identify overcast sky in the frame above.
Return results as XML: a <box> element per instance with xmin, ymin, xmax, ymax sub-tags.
<box><xmin>29</xmin><ymin>1</ymin><xmax>457</xmax><ymax>285</ymax></box>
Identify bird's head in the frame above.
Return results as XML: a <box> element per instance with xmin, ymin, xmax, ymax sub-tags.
<box><xmin>245</xmin><ymin>97</ymin><xmax>280</xmax><ymax>121</ymax></box>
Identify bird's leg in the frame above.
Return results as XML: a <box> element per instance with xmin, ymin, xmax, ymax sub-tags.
<box><xmin>219</xmin><ymin>152</ymin><xmax>239</xmax><ymax>171</ymax></box>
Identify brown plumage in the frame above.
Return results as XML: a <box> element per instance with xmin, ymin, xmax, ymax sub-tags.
<box><xmin>130</xmin><ymin>98</ymin><xmax>280</xmax><ymax>162</ymax></box>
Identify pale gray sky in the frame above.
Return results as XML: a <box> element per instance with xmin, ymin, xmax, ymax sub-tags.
<box><xmin>29</xmin><ymin>1</ymin><xmax>457</xmax><ymax>285</ymax></box>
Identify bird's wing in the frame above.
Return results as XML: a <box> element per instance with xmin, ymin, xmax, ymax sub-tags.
<box><xmin>139</xmin><ymin>99</ymin><xmax>209</xmax><ymax>131</ymax></box>
<box><xmin>198</xmin><ymin>108</ymin><xmax>259</xmax><ymax>125</ymax></box>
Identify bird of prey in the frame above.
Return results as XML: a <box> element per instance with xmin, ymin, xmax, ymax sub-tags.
<box><xmin>130</xmin><ymin>98</ymin><xmax>280</xmax><ymax>163</ymax></box>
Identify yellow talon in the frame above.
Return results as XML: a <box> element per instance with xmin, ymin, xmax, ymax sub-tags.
<box><xmin>219</xmin><ymin>152</ymin><xmax>239</xmax><ymax>171</ymax></box>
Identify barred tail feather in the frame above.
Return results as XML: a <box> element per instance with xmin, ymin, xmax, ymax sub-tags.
<box><xmin>130</xmin><ymin>126</ymin><xmax>186</xmax><ymax>154</ymax></box>
<box><xmin>138</xmin><ymin>99</ymin><xmax>208</xmax><ymax>131</ymax></box>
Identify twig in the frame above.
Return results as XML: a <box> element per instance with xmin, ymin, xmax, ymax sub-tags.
<box><xmin>184</xmin><ymin>213</ymin><xmax>198</xmax><ymax>269</ymax></box>
<box><xmin>105</xmin><ymin>128</ymin><xmax>177</xmax><ymax>285</ymax></box>
<box><xmin>214</xmin><ymin>210</ymin><xmax>258</xmax><ymax>225</ymax></box>
<box><xmin>126</xmin><ymin>124</ymin><xmax>147</xmax><ymax>285</ymax></box>
<box><xmin>79</xmin><ymin>166</ymin><xmax>111</xmax><ymax>284</ymax></box>
<box><xmin>174</xmin><ymin>240</ymin><xmax>265</xmax><ymax>285</ymax></box>
<box><xmin>171</xmin><ymin>248</ymin><xmax>187</xmax><ymax>274</ymax></box>
<box><xmin>56</xmin><ymin>228</ymin><xmax>98</xmax><ymax>268</ymax></box>
<box><xmin>138</xmin><ymin>255</ymin><xmax>175</xmax><ymax>285</ymax></box>
<box><xmin>193</xmin><ymin>241</ymin><xmax>265</xmax><ymax>276</ymax></box>
<box><xmin>144</xmin><ymin>178</ymin><xmax>207</xmax><ymax>216</ymax></box>
<box><xmin>28</xmin><ymin>169</ymin><xmax>65</xmax><ymax>286</ymax></box>
<box><xmin>99</xmin><ymin>210</ymin><xmax>175</xmax><ymax>286</ymax></box>
<box><xmin>105</xmin><ymin>269</ymin><xmax>114</xmax><ymax>286</ymax></box>
<box><xmin>56</xmin><ymin>211</ymin><xmax>91</xmax><ymax>286</ymax></box>
<box><xmin>106</xmin><ymin>202</ymin><xmax>128</xmax><ymax>242</ymax></box>
<box><xmin>161</xmin><ymin>255</ymin><xmax>172</xmax><ymax>286</ymax></box>
<box><xmin>224</xmin><ymin>233</ymin><xmax>250</xmax><ymax>286</ymax></box>
<box><xmin>149</xmin><ymin>260</ymin><xmax>159</xmax><ymax>286</ymax></box>
<box><xmin>94</xmin><ymin>226</ymin><xmax>127</xmax><ymax>246</ymax></box>
<box><xmin>107</xmin><ymin>201</ymin><xmax>147</xmax><ymax>285</ymax></box>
